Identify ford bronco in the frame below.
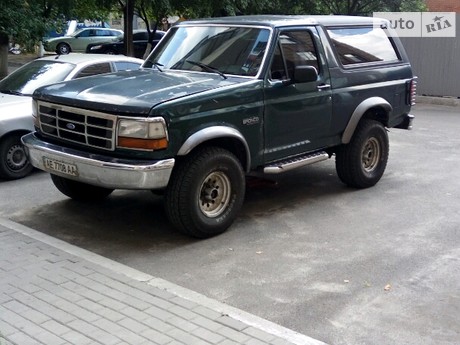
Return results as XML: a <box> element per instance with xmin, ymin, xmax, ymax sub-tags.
<box><xmin>22</xmin><ymin>15</ymin><xmax>416</xmax><ymax>238</ymax></box>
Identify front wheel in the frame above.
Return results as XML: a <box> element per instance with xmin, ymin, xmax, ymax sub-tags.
<box><xmin>51</xmin><ymin>174</ymin><xmax>114</xmax><ymax>201</ymax></box>
<box><xmin>335</xmin><ymin>119</ymin><xmax>389</xmax><ymax>188</ymax></box>
<box><xmin>56</xmin><ymin>43</ymin><xmax>70</xmax><ymax>55</ymax></box>
<box><xmin>164</xmin><ymin>147</ymin><xmax>245</xmax><ymax>238</ymax></box>
<box><xmin>0</xmin><ymin>134</ymin><xmax>33</xmax><ymax>180</ymax></box>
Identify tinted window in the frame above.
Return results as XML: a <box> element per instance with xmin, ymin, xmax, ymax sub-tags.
<box><xmin>75</xmin><ymin>63</ymin><xmax>112</xmax><ymax>78</ymax></box>
<box><xmin>270</xmin><ymin>30</ymin><xmax>319</xmax><ymax>80</ymax></box>
<box><xmin>133</xmin><ymin>32</ymin><xmax>148</xmax><ymax>40</ymax></box>
<box><xmin>77</xmin><ymin>30</ymin><xmax>91</xmax><ymax>38</ymax></box>
<box><xmin>327</xmin><ymin>27</ymin><xmax>399</xmax><ymax>66</ymax></box>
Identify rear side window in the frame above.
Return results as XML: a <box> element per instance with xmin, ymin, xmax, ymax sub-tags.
<box><xmin>327</xmin><ymin>27</ymin><xmax>399</xmax><ymax>66</ymax></box>
<box><xmin>74</xmin><ymin>63</ymin><xmax>112</xmax><ymax>78</ymax></box>
<box><xmin>114</xmin><ymin>61</ymin><xmax>141</xmax><ymax>71</ymax></box>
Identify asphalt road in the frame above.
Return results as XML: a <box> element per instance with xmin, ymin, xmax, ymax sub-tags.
<box><xmin>1</xmin><ymin>103</ymin><xmax>459</xmax><ymax>345</ymax></box>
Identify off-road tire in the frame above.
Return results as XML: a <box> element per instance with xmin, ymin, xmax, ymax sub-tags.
<box><xmin>164</xmin><ymin>147</ymin><xmax>245</xmax><ymax>238</ymax></box>
<box><xmin>51</xmin><ymin>174</ymin><xmax>114</xmax><ymax>201</ymax></box>
<box><xmin>0</xmin><ymin>134</ymin><xmax>33</xmax><ymax>180</ymax></box>
<box><xmin>336</xmin><ymin>119</ymin><xmax>389</xmax><ymax>188</ymax></box>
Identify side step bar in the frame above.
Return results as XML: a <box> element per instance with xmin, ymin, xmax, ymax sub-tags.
<box><xmin>264</xmin><ymin>151</ymin><xmax>330</xmax><ymax>174</ymax></box>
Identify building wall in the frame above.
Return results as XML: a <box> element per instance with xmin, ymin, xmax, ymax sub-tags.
<box><xmin>400</xmin><ymin>13</ymin><xmax>460</xmax><ymax>97</ymax></box>
<box><xmin>426</xmin><ymin>0</ymin><xmax>460</xmax><ymax>12</ymax></box>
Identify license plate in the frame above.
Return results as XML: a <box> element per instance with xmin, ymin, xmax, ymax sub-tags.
<box><xmin>43</xmin><ymin>157</ymin><xmax>79</xmax><ymax>177</ymax></box>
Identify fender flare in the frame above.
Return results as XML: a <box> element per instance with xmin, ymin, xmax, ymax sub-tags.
<box><xmin>177</xmin><ymin>126</ymin><xmax>251</xmax><ymax>172</ymax></box>
<box><xmin>342</xmin><ymin>97</ymin><xmax>392</xmax><ymax>144</ymax></box>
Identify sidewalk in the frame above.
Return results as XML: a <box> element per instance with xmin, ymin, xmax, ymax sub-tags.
<box><xmin>0</xmin><ymin>218</ymin><xmax>326</xmax><ymax>345</ymax></box>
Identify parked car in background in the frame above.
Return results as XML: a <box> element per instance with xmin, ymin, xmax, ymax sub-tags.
<box><xmin>86</xmin><ymin>30</ymin><xmax>166</xmax><ymax>58</ymax></box>
<box><xmin>44</xmin><ymin>28</ymin><xmax>123</xmax><ymax>55</ymax></box>
<box><xmin>0</xmin><ymin>54</ymin><xmax>143</xmax><ymax>180</ymax></box>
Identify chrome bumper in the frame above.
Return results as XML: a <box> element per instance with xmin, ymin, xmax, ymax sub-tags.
<box><xmin>22</xmin><ymin>132</ymin><xmax>175</xmax><ymax>190</ymax></box>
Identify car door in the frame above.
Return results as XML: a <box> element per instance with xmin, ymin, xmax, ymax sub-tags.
<box><xmin>263</xmin><ymin>27</ymin><xmax>332</xmax><ymax>163</ymax></box>
<box><xmin>73</xmin><ymin>29</ymin><xmax>93</xmax><ymax>52</ymax></box>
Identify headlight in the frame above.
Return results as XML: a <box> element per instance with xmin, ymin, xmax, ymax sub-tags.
<box><xmin>90</xmin><ymin>45</ymin><xmax>103</xmax><ymax>50</ymax></box>
<box><xmin>117</xmin><ymin>118</ymin><xmax>168</xmax><ymax>150</ymax></box>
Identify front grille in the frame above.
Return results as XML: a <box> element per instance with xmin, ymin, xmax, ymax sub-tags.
<box><xmin>37</xmin><ymin>101</ymin><xmax>117</xmax><ymax>150</ymax></box>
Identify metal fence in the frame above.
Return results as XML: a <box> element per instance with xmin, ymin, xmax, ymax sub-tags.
<box><xmin>400</xmin><ymin>14</ymin><xmax>460</xmax><ymax>98</ymax></box>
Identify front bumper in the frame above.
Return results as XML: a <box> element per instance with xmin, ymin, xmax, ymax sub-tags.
<box><xmin>22</xmin><ymin>132</ymin><xmax>175</xmax><ymax>190</ymax></box>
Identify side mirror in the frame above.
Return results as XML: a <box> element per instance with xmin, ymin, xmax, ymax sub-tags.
<box><xmin>293</xmin><ymin>65</ymin><xmax>318</xmax><ymax>83</ymax></box>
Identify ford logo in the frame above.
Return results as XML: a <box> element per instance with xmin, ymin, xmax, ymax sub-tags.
<box><xmin>66</xmin><ymin>123</ymin><xmax>76</xmax><ymax>130</ymax></box>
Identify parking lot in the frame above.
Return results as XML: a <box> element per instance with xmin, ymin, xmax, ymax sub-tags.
<box><xmin>1</xmin><ymin>103</ymin><xmax>459</xmax><ymax>345</ymax></box>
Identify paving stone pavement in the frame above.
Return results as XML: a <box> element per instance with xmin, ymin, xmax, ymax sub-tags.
<box><xmin>0</xmin><ymin>218</ymin><xmax>326</xmax><ymax>345</ymax></box>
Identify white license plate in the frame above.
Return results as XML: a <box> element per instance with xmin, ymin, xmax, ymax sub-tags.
<box><xmin>43</xmin><ymin>157</ymin><xmax>79</xmax><ymax>177</ymax></box>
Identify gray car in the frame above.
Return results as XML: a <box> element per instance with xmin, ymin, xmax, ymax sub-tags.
<box><xmin>0</xmin><ymin>53</ymin><xmax>143</xmax><ymax>180</ymax></box>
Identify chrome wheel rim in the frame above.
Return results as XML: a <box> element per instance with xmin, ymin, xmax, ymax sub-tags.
<box><xmin>199</xmin><ymin>171</ymin><xmax>231</xmax><ymax>218</ymax></box>
<box><xmin>361</xmin><ymin>137</ymin><xmax>380</xmax><ymax>172</ymax></box>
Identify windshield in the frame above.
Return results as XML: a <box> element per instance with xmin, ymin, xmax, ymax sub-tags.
<box><xmin>144</xmin><ymin>25</ymin><xmax>271</xmax><ymax>77</ymax></box>
<box><xmin>0</xmin><ymin>60</ymin><xmax>75</xmax><ymax>96</ymax></box>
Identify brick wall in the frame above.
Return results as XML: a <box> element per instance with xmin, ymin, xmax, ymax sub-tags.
<box><xmin>426</xmin><ymin>0</ymin><xmax>460</xmax><ymax>12</ymax></box>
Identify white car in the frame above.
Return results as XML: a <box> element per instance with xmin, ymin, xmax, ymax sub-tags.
<box><xmin>0</xmin><ymin>54</ymin><xmax>143</xmax><ymax>180</ymax></box>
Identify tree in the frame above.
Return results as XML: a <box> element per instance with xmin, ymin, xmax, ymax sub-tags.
<box><xmin>316</xmin><ymin>0</ymin><xmax>426</xmax><ymax>15</ymax></box>
<box><xmin>0</xmin><ymin>0</ymin><xmax>54</xmax><ymax>78</ymax></box>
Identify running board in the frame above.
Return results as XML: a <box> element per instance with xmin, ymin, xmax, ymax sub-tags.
<box><xmin>264</xmin><ymin>151</ymin><xmax>329</xmax><ymax>174</ymax></box>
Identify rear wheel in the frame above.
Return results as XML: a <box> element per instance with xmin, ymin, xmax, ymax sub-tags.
<box><xmin>56</xmin><ymin>43</ymin><xmax>70</xmax><ymax>55</ymax></box>
<box><xmin>164</xmin><ymin>147</ymin><xmax>245</xmax><ymax>238</ymax></box>
<box><xmin>51</xmin><ymin>174</ymin><xmax>114</xmax><ymax>201</ymax></box>
<box><xmin>0</xmin><ymin>134</ymin><xmax>33</xmax><ymax>180</ymax></box>
<box><xmin>336</xmin><ymin>119</ymin><xmax>389</xmax><ymax>188</ymax></box>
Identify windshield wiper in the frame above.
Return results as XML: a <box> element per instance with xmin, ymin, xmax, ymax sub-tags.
<box><xmin>186</xmin><ymin>60</ymin><xmax>227</xmax><ymax>79</ymax></box>
<box><xmin>152</xmin><ymin>61</ymin><xmax>164</xmax><ymax>72</ymax></box>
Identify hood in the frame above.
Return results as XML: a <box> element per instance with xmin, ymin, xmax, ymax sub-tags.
<box><xmin>33</xmin><ymin>69</ymin><xmax>246</xmax><ymax>115</ymax></box>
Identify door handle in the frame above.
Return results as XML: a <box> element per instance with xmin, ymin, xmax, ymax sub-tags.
<box><xmin>317</xmin><ymin>84</ymin><xmax>331</xmax><ymax>91</ymax></box>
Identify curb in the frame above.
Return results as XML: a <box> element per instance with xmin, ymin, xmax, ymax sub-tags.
<box><xmin>416</xmin><ymin>95</ymin><xmax>460</xmax><ymax>107</ymax></box>
<box><xmin>0</xmin><ymin>217</ymin><xmax>328</xmax><ymax>345</ymax></box>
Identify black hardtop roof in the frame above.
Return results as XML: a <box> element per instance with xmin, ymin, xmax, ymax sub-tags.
<box><xmin>176</xmin><ymin>15</ymin><xmax>388</xmax><ymax>28</ymax></box>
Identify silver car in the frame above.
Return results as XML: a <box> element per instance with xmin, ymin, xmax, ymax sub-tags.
<box><xmin>0</xmin><ymin>53</ymin><xmax>143</xmax><ymax>180</ymax></box>
<box><xmin>44</xmin><ymin>28</ymin><xmax>123</xmax><ymax>55</ymax></box>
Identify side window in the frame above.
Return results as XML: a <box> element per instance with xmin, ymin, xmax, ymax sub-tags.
<box><xmin>74</xmin><ymin>63</ymin><xmax>112</xmax><ymax>78</ymax></box>
<box><xmin>270</xmin><ymin>30</ymin><xmax>319</xmax><ymax>81</ymax></box>
<box><xmin>77</xmin><ymin>30</ymin><xmax>90</xmax><ymax>38</ymax></box>
<box><xmin>327</xmin><ymin>27</ymin><xmax>399</xmax><ymax>66</ymax></box>
<box><xmin>114</xmin><ymin>61</ymin><xmax>141</xmax><ymax>71</ymax></box>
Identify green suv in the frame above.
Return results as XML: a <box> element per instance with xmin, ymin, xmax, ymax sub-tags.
<box><xmin>23</xmin><ymin>15</ymin><xmax>416</xmax><ymax>238</ymax></box>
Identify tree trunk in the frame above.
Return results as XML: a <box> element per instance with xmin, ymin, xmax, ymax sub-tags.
<box><xmin>0</xmin><ymin>32</ymin><xmax>9</xmax><ymax>79</ymax></box>
<box><xmin>123</xmin><ymin>0</ymin><xmax>135</xmax><ymax>57</ymax></box>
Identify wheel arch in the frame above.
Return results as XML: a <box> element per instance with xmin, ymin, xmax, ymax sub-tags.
<box><xmin>177</xmin><ymin>126</ymin><xmax>251</xmax><ymax>172</ymax></box>
<box><xmin>0</xmin><ymin>129</ymin><xmax>31</xmax><ymax>143</ymax></box>
<box><xmin>342</xmin><ymin>97</ymin><xmax>392</xmax><ymax>144</ymax></box>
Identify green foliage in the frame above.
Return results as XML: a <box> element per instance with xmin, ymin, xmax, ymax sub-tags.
<box><xmin>0</xmin><ymin>0</ymin><xmax>428</xmax><ymax>52</ymax></box>
<box><xmin>0</xmin><ymin>0</ymin><xmax>54</xmax><ymax>50</ymax></box>
<box><xmin>314</xmin><ymin>0</ymin><xmax>427</xmax><ymax>15</ymax></box>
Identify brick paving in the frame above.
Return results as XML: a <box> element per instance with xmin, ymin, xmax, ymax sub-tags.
<box><xmin>0</xmin><ymin>218</ymin><xmax>325</xmax><ymax>345</ymax></box>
